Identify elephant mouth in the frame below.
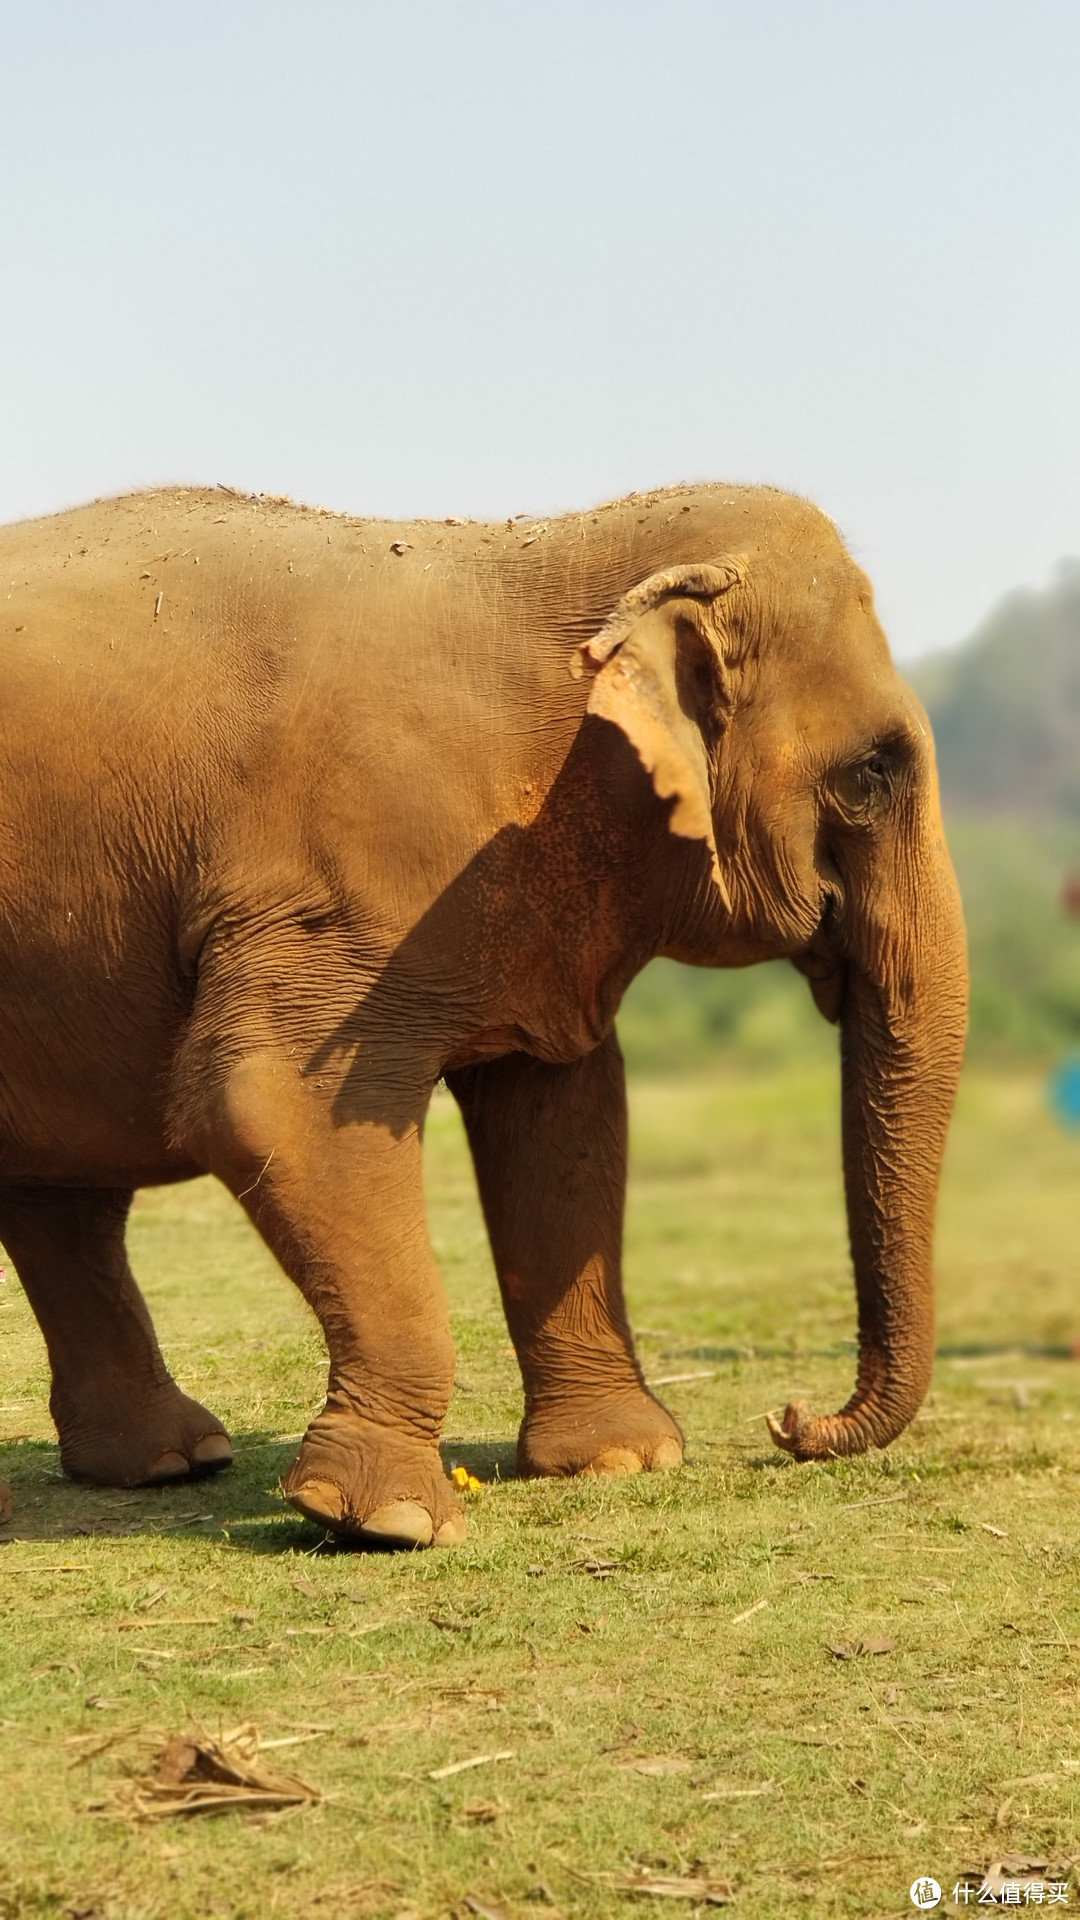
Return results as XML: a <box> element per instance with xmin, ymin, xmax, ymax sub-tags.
<box><xmin>791</xmin><ymin>896</ymin><xmax>847</xmax><ymax>1025</ymax></box>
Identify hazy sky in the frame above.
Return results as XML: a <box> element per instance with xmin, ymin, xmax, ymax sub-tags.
<box><xmin>2</xmin><ymin>1</ymin><xmax>1077</xmax><ymax>657</ymax></box>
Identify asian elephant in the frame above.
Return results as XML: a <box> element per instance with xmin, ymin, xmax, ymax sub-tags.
<box><xmin>0</xmin><ymin>483</ymin><xmax>967</xmax><ymax>1547</ymax></box>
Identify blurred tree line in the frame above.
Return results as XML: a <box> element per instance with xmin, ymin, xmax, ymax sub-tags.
<box><xmin>619</xmin><ymin>563</ymin><xmax>1080</xmax><ymax>1071</ymax></box>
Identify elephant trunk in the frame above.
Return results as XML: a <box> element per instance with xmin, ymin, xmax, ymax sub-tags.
<box><xmin>769</xmin><ymin>822</ymin><xmax>968</xmax><ymax>1460</ymax></box>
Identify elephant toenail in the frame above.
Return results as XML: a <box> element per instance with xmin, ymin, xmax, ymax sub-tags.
<box><xmin>357</xmin><ymin>1500</ymin><xmax>435</xmax><ymax>1549</ymax></box>
<box><xmin>432</xmin><ymin>1511</ymin><xmax>468</xmax><ymax>1547</ymax></box>
<box><xmin>286</xmin><ymin>1478</ymin><xmax>347</xmax><ymax>1529</ymax></box>
<box><xmin>192</xmin><ymin>1433</ymin><xmax>233</xmax><ymax>1472</ymax></box>
<box><xmin>147</xmin><ymin>1450</ymin><xmax>191</xmax><ymax>1482</ymax></box>
<box><xmin>587</xmin><ymin>1446</ymin><xmax>644</xmax><ymax>1477</ymax></box>
<box><xmin>650</xmin><ymin>1436</ymin><xmax>684</xmax><ymax>1472</ymax></box>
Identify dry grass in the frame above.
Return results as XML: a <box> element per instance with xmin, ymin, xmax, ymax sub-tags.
<box><xmin>1</xmin><ymin>1062</ymin><xmax>1079</xmax><ymax>1918</ymax></box>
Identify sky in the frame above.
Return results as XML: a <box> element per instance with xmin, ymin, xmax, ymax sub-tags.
<box><xmin>1</xmin><ymin>0</ymin><xmax>1077</xmax><ymax>659</ymax></box>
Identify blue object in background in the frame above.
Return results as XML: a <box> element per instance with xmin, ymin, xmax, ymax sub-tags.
<box><xmin>1048</xmin><ymin>1057</ymin><xmax>1080</xmax><ymax>1129</ymax></box>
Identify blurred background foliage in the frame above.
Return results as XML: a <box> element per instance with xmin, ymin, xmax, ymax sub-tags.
<box><xmin>619</xmin><ymin>564</ymin><xmax>1080</xmax><ymax>1071</ymax></box>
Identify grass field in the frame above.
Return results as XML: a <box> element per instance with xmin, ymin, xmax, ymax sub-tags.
<box><xmin>1</xmin><ymin>1061</ymin><xmax>1079</xmax><ymax>1919</ymax></box>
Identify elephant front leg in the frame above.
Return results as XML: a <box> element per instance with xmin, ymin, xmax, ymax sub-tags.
<box><xmin>448</xmin><ymin>1036</ymin><xmax>684</xmax><ymax>1478</ymax></box>
<box><xmin>182</xmin><ymin>1051</ymin><xmax>464</xmax><ymax>1549</ymax></box>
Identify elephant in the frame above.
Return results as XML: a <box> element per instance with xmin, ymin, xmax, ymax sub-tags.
<box><xmin>0</xmin><ymin>481</ymin><xmax>967</xmax><ymax>1547</ymax></box>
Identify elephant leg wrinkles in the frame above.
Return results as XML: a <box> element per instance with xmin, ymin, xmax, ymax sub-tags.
<box><xmin>0</xmin><ymin>1184</ymin><xmax>232</xmax><ymax>1485</ymax></box>
<box><xmin>449</xmin><ymin>1035</ymin><xmax>684</xmax><ymax>1479</ymax></box>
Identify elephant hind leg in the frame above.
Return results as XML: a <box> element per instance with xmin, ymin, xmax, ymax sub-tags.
<box><xmin>0</xmin><ymin>1184</ymin><xmax>231</xmax><ymax>1486</ymax></box>
<box><xmin>448</xmin><ymin>1038</ymin><xmax>684</xmax><ymax>1480</ymax></box>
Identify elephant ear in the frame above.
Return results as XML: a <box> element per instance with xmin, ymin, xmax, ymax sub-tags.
<box><xmin>574</xmin><ymin>560</ymin><xmax>746</xmax><ymax>904</ymax></box>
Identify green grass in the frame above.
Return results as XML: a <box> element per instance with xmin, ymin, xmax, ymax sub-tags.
<box><xmin>2</xmin><ymin>1062</ymin><xmax>1080</xmax><ymax>1919</ymax></box>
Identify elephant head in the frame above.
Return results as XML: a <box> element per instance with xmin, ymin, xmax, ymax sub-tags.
<box><xmin>576</xmin><ymin>516</ymin><xmax>968</xmax><ymax>1460</ymax></box>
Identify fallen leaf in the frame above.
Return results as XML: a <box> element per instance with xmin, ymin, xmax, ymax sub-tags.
<box><xmin>63</xmin><ymin>1726</ymin><xmax>140</xmax><ymax>1767</ymax></box>
<box><xmin>838</xmin><ymin>1491</ymin><xmax>909</xmax><ymax>1511</ymax></box>
<box><xmin>827</xmin><ymin>1638</ymin><xmax>896</xmax><ymax>1660</ymax></box>
<box><xmin>309</xmin><ymin>1880</ymin><xmax>401</xmax><ymax>1912</ymax></box>
<box><xmin>701</xmin><ymin>1781</ymin><xmax>775</xmax><ymax>1801</ymax></box>
<box><xmin>599</xmin><ymin>1722</ymin><xmax>644</xmax><ymax>1753</ymax></box>
<box><xmin>292</xmin><ymin>1577</ymin><xmax>319</xmax><ymax>1598</ymax></box>
<box><xmin>463</xmin><ymin>1898</ymin><xmax>512</xmax><ymax>1920</ymax></box>
<box><xmin>16</xmin><ymin>1563</ymin><xmax>88</xmax><ymax>1573</ymax></box>
<box><xmin>595</xmin><ymin>1871</ymin><xmax>734</xmax><ymax>1904</ymax></box>
<box><xmin>619</xmin><ymin>1755</ymin><xmax>692</xmax><ymax>1777</ymax></box>
<box><xmin>731</xmin><ymin>1598</ymin><xmax>769</xmax><ymax>1625</ymax></box>
<box><xmin>113</xmin><ymin>1617</ymin><xmax>219</xmax><ymax>1632</ymax></box>
<box><xmin>785</xmin><ymin>1734</ymin><xmax>845</xmax><ymax>1747</ymax></box>
<box><xmin>106</xmin><ymin>1723</ymin><xmax>320</xmax><ymax>1821</ymax></box>
<box><xmin>980</xmin><ymin>1523</ymin><xmax>1009</xmax><ymax>1539</ymax></box>
<box><xmin>428</xmin><ymin>1750</ymin><xmax>514</xmax><ymax>1781</ymax></box>
<box><xmin>461</xmin><ymin>1801</ymin><xmax>501</xmax><ymax>1825</ymax></box>
<box><xmin>389</xmin><ymin>540</ymin><xmax>411</xmax><ymax>555</ymax></box>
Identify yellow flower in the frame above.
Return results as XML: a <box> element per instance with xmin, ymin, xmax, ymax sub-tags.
<box><xmin>450</xmin><ymin>1465</ymin><xmax>484</xmax><ymax>1491</ymax></box>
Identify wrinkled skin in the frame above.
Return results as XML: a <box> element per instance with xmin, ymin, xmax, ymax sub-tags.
<box><xmin>0</xmin><ymin>484</ymin><xmax>967</xmax><ymax>1547</ymax></box>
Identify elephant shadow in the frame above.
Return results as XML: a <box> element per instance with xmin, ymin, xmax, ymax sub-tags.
<box><xmin>302</xmin><ymin>718</ymin><xmax>703</xmax><ymax>1131</ymax></box>
<box><xmin>0</xmin><ymin>1430</ymin><xmax>517</xmax><ymax>1552</ymax></box>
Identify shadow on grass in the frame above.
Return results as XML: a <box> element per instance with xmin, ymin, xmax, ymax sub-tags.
<box><xmin>440</xmin><ymin>1436</ymin><xmax>517</xmax><ymax>1482</ymax></box>
<box><xmin>673</xmin><ymin>1342</ymin><xmax>858</xmax><ymax>1362</ymax></box>
<box><xmin>0</xmin><ymin>1429</ymin><xmax>520</xmax><ymax>1554</ymax></box>
<box><xmin>0</xmin><ymin>1430</ymin><xmax>297</xmax><ymax>1547</ymax></box>
<box><xmin>673</xmin><ymin>1340</ymin><xmax>1079</xmax><ymax>1363</ymax></box>
<box><xmin>936</xmin><ymin>1342</ymin><xmax>1078</xmax><ymax>1360</ymax></box>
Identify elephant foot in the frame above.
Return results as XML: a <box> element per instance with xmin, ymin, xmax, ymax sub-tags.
<box><xmin>283</xmin><ymin>1401</ymin><xmax>465</xmax><ymax>1549</ymax></box>
<box><xmin>518</xmin><ymin>1385</ymin><xmax>684</xmax><ymax>1479</ymax></box>
<box><xmin>54</xmin><ymin>1378</ymin><xmax>233</xmax><ymax>1487</ymax></box>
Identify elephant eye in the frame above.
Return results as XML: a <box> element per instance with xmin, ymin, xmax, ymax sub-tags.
<box><xmin>826</xmin><ymin>729</ymin><xmax>916</xmax><ymax>824</ymax></box>
<box><xmin>827</xmin><ymin>743</ymin><xmax>899</xmax><ymax>823</ymax></box>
